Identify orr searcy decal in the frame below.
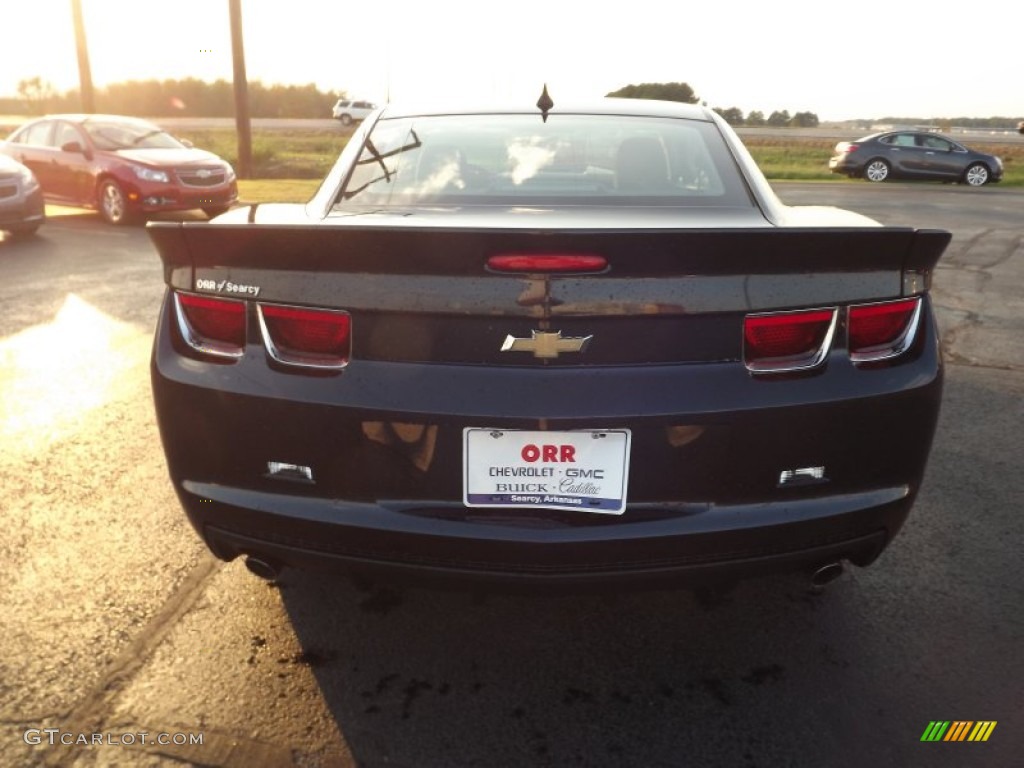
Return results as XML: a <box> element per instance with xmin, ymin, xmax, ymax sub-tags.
<box><xmin>195</xmin><ymin>278</ymin><xmax>261</xmax><ymax>297</ymax></box>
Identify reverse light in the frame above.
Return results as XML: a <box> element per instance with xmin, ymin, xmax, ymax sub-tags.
<box><xmin>258</xmin><ymin>304</ymin><xmax>351</xmax><ymax>369</ymax></box>
<box><xmin>848</xmin><ymin>297</ymin><xmax>921</xmax><ymax>363</ymax></box>
<box><xmin>744</xmin><ymin>308</ymin><xmax>837</xmax><ymax>374</ymax></box>
<box><xmin>174</xmin><ymin>293</ymin><xmax>246</xmax><ymax>359</ymax></box>
<box><xmin>778</xmin><ymin>466</ymin><xmax>827</xmax><ymax>487</ymax></box>
<box><xmin>487</xmin><ymin>253</ymin><xmax>608</xmax><ymax>273</ymax></box>
<box><xmin>266</xmin><ymin>461</ymin><xmax>314</xmax><ymax>483</ymax></box>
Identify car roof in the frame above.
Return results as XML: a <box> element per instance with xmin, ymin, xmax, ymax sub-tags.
<box><xmin>32</xmin><ymin>114</ymin><xmax>161</xmax><ymax>126</ymax></box>
<box><xmin>377</xmin><ymin>97</ymin><xmax>714</xmax><ymax>122</ymax></box>
<box><xmin>861</xmin><ymin>129</ymin><xmax>955</xmax><ymax>140</ymax></box>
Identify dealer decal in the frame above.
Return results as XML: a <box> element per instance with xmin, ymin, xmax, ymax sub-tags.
<box><xmin>195</xmin><ymin>278</ymin><xmax>261</xmax><ymax>297</ymax></box>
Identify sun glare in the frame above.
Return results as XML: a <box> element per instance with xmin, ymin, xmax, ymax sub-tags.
<box><xmin>0</xmin><ymin>294</ymin><xmax>149</xmax><ymax>450</ymax></box>
<box><xmin>1</xmin><ymin>2</ymin><xmax>1017</xmax><ymax>130</ymax></box>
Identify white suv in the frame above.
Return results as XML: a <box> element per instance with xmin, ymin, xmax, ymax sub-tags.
<box><xmin>331</xmin><ymin>99</ymin><xmax>377</xmax><ymax>126</ymax></box>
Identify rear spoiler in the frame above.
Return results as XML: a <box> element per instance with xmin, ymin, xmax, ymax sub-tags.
<box><xmin>147</xmin><ymin>223</ymin><xmax>950</xmax><ymax>297</ymax></box>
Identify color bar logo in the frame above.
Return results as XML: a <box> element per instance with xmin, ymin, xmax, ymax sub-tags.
<box><xmin>921</xmin><ymin>721</ymin><xmax>997</xmax><ymax>742</ymax></box>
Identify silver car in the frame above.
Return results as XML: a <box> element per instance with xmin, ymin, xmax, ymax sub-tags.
<box><xmin>0</xmin><ymin>153</ymin><xmax>45</xmax><ymax>236</ymax></box>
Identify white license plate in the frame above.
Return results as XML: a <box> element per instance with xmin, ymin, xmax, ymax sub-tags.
<box><xmin>463</xmin><ymin>429</ymin><xmax>631</xmax><ymax>514</ymax></box>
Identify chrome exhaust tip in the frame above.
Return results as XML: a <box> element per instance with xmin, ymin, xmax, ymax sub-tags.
<box><xmin>244</xmin><ymin>555</ymin><xmax>281</xmax><ymax>581</ymax></box>
<box><xmin>810</xmin><ymin>561</ymin><xmax>844</xmax><ymax>588</ymax></box>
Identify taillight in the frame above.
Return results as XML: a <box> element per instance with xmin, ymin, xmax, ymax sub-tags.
<box><xmin>837</xmin><ymin>142</ymin><xmax>859</xmax><ymax>154</ymax></box>
<box><xmin>174</xmin><ymin>292</ymin><xmax>246</xmax><ymax>359</ymax></box>
<box><xmin>848</xmin><ymin>297</ymin><xmax>921</xmax><ymax>362</ymax></box>
<box><xmin>258</xmin><ymin>304</ymin><xmax>351</xmax><ymax>369</ymax></box>
<box><xmin>744</xmin><ymin>308</ymin><xmax>836</xmax><ymax>374</ymax></box>
<box><xmin>487</xmin><ymin>253</ymin><xmax>608</xmax><ymax>273</ymax></box>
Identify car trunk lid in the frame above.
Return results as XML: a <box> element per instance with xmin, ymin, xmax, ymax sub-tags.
<box><xmin>148</xmin><ymin>214</ymin><xmax>948</xmax><ymax>367</ymax></box>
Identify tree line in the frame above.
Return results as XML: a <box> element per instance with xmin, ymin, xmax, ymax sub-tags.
<box><xmin>607</xmin><ymin>82</ymin><xmax>1023</xmax><ymax>130</ymax></box>
<box><xmin>5</xmin><ymin>77</ymin><xmax>1018</xmax><ymax>129</ymax></box>
<box><xmin>1</xmin><ymin>77</ymin><xmax>344</xmax><ymax>118</ymax></box>
<box><xmin>606</xmin><ymin>82</ymin><xmax>819</xmax><ymax>128</ymax></box>
<box><xmin>870</xmin><ymin>115</ymin><xmax>1024</xmax><ymax>130</ymax></box>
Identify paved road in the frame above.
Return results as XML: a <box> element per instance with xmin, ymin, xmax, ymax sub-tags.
<box><xmin>1</xmin><ymin>186</ymin><xmax>1021</xmax><ymax>767</ymax></box>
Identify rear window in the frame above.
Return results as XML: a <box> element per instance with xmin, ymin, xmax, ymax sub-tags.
<box><xmin>335</xmin><ymin>114</ymin><xmax>752</xmax><ymax>209</ymax></box>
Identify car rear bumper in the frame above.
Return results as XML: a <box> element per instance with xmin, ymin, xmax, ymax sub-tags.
<box><xmin>828</xmin><ymin>157</ymin><xmax>859</xmax><ymax>174</ymax></box>
<box><xmin>152</xmin><ymin>291</ymin><xmax>943</xmax><ymax>588</ymax></box>
<box><xmin>182</xmin><ymin>480</ymin><xmax>904</xmax><ymax>588</ymax></box>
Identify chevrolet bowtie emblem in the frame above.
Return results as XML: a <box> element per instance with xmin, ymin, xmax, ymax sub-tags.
<box><xmin>500</xmin><ymin>331</ymin><xmax>592</xmax><ymax>359</ymax></box>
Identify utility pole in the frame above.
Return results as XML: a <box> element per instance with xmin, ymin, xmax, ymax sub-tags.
<box><xmin>70</xmin><ymin>0</ymin><xmax>95</xmax><ymax>112</ymax></box>
<box><xmin>228</xmin><ymin>0</ymin><xmax>252</xmax><ymax>178</ymax></box>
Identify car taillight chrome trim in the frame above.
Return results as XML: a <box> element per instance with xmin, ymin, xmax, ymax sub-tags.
<box><xmin>848</xmin><ymin>297</ymin><xmax>922</xmax><ymax>363</ymax></box>
<box><xmin>257</xmin><ymin>303</ymin><xmax>352</xmax><ymax>370</ymax></box>
<box><xmin>743</xmin><ymin>307</ymin><xmax>837</xmax><ymax>375</ymax></box>
<box><xmin>173</xmin><ymin>292</ymin><xmax>246</xmax><ymax>359</ymax></box>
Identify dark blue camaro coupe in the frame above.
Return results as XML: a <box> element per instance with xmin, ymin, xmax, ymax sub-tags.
<box><xmin>148</xmin><ymin>96</ymin><xmax>948</xmax><ymax>588</ymax></box>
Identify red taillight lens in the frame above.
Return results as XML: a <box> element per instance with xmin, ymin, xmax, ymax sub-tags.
<box><xmin>844</xmin><ymin>143</ymin><xmax>860</xmax><ymax>154</ymax></box>
<box><xmin>848</xmin><ymin>297</ymin><xmax>921</xmax><ymax>362</ymax></box>
<box><xmin>175</xmin><ymin>292</ymin><xmax>246</xmax><ymax>359</ymax></box>
<box><xmin>744</xmin><ymin>308</ymin><xmax>836</xmax><ymax>373</ymax></box>
<box><xmin>258</xmin><ymin>304</ymin><xmax>351</xmax><ymax>369</ymax></box>
<box><xmin>487</xmin><ymin>253</ymin><xmax>608</xmax><ymax>273</ymax></box>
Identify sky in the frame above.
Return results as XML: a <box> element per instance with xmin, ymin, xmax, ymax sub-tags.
<box><xmin>1</xmin><ymin>0</ymin><xmax>1018</xmax><ymax>122</ymax></box>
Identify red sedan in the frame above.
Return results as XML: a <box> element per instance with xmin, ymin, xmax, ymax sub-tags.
<box><xmin>1</xmin><ymin>114</ymin><xmax>237</xmax><ymax>224</ymax></box>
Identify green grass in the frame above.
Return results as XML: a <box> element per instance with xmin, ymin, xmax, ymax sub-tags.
<box><xmin>237</xmin><ymin>178</ymin><xmax>322</xmax><ymax>203</ymax></box>
<box><xmin>180</xmin><ymin>127</ymin><xmax>352</xmax><ymax>179</ymax></box>
<box><xmin>745</xmin><ymin>139</ymin><xmax>838</xmax><ymax>181</ymax></box>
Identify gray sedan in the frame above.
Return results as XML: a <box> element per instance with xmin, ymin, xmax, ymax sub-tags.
<box><xmin>0</xmin><ymin>153</ymin><xmax>45</xmax><ymax>236</ymax></box>
<box><xmin>829</xmin><ymin>131</ymin><xmax>1003</xmax><ymax>186</ymax></box>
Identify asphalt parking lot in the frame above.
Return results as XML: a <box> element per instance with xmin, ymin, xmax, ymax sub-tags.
<box><xmin>0</xmin><ymin>183</ymin><xmax>1021</xmax><ymax>767</ymax></box>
